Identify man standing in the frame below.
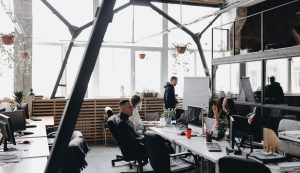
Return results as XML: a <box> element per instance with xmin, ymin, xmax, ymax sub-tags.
<box><xmin>163</xmin><ymin>76</ymin><xmax>178</xmax><ymax>109</ymax></box>
<box><xmin>115</xmin><ymin>100</ymin><xmax>148</xmax><ymax>163</ymax></box>
<box><xmin>265</xmin><ymin>76</ymin><xmax>284</xmax><ymax>104</ymax></box>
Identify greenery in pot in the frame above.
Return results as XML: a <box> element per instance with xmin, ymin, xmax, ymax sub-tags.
<box><xmin>13</xmin><ymin>90</ymin><xmax>24</xmax><ymax>106</ymax></box>
<box><xmin>161</xmin><ymin>108</ymin><xmax>175</xmax><ymax>118</ymax></box>
<box><xmin>215</xmin><ymin>116</ymin><xmax>228</xmax><ymax>139</ymax></box>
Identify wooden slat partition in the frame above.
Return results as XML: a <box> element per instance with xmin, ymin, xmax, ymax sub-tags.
<box><xmin>32</xmin><ymin>97</ymin><xmax>166</xmax><ymax>142</ymax></box>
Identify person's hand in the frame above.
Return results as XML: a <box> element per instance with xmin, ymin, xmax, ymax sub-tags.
<box><xmin>248</xmin><ymin>115</ymin><xmax>254</xmax><ymax>124</ymax></box>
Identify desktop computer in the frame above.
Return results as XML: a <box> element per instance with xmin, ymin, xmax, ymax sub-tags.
<box><xmin>0</xmin><ymin>113</ymin><xmax>16</xmax><ymax>151</ymax></box>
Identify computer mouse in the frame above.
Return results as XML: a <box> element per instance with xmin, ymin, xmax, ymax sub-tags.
<box><xmin>23</xmin><ymin>140</ymin><xmax>30</xmax><ymax>144</ymax></box>
<box><xmin>180</xmin><ymin>131</ymin><xmax>186</xmax><ymax>136</ymax></box>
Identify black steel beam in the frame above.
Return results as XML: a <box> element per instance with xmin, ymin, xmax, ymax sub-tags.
<box><xmin>148</xmin><ymin>2</ymin><xmax>210</xmax><ymax>77</ymax></box>
<box><xmin>50</xmin><ymin>37</ymin><xmax>75</xmax><ymax>99</ymax></box>
<box><xmin>197</xmin><ymin>13</ymin><xmax>221</xmax><ymax>38</ymax></box>
<box><xmin>44</xmin><ymin>0</ymin><xmax>116</xmax><ymax>172</ymax></box>
<box><xmin>149</xmin><ymin>0</ymin><xmax>224</xmax><ymax>7</ymax></box>
<box><xmin>41</xmin><ymin>0</ymin><xmax>77</xmax><ymax>34</ymax></box>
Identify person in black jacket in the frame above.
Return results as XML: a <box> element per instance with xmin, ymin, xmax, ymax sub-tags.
<box><xmin>265</xmin><ymin>76</ymin><xmax>284</xmax><ymax>104</ymax></box>
<box><xmin>115</xmin><ymin>100</ymin><xmax>148</xmax><ymax>162</ymax></box>
<box><xmin>163</xmin><ymin>76</ymin><xmax>178</xmax><ymax>109</ymax></box>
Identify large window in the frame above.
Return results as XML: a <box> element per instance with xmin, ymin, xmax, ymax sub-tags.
<box><xmin>292</xmin><ymin>57</ymin><xmax>300</xmax><ymax>93</ymax></box>
<box><xmin>266</xmin><ymin>59</ymin><xmax>288</xmax><ymax>93</ymax></box>
<box><xmin>0</xmin><ymin>5</ymin><xmax>14</xmax><ymax>98</ymax></box>
<box><xmin>98</xmin><ymin>48</ymin><xmax>131</xmax><ymax>97</ymax></box>
<box><xmin>246</xmin><ymin>61</ymin><xmax>262</xmax><ymax>91</ymax></box>
<box><xmin>135</xmin><ymin>51</ymin><xmax>161</xmax><ymax>93</ymax></box>
<box><xmin>32</xmin><ymin>45</ymin><xmax>62</xmax><ymax>97</ymax></box>
<box><xmin>215</xmin><ymin>63</ymin><xmax>239</xmax><ymax>94</ymax></box>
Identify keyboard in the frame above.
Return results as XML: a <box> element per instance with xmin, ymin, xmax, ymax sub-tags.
<box><xmin>206</xmin><ymin>142</ymin><xmax>222</xmax><ymax>152</ymax></box>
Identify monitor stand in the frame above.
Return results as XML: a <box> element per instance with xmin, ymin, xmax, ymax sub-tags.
<box><xmin>0</xmin><ymin>137</ymin><xmax>9</xmax><ymax>152</ymax></box>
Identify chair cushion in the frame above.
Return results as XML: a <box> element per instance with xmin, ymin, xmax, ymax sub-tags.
<box><xmin>170</xmin><ymin>157</ymin><xmax>194</xmax><ymax>172</ymax></box>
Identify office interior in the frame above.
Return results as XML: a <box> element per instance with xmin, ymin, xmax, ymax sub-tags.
<box><xmin>1</xmin><ymin>0</ymin><xmax>300</xmax><ymax>172</ymax></box>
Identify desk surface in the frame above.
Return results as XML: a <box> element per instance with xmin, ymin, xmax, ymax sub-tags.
<box><xmin>17</xmin><ymin>123</ymin><xmax>47</xmax><ymax>138</ymax></box>
<box><xmin>0</xmin><ymin>157</ymin><xmax>47</xmax><ymax>173</ymax></box>
<box><xmin>26</xmin><ymin>116</ymin><xmax>54</xmax><ymax>126</ymax></box>
<box><xmin>149</xmin><ymin>126</ymin><xmax>188</xmax><ymax>141</ymax></box>
<box><xmin>8</xmin><ymin>137</ymin><xmax>49</xmax><ymax>159</ymax></box>
<box><xmin>174</xmin><ymin>137</ymin><xmax>228</xmax><ymax>163</ymax></box>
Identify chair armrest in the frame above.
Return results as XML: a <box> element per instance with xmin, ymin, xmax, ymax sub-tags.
<box><xmin>169</xmin><ymin>151</ymin><xmax>192</xmax><ymax>158</ymax></box>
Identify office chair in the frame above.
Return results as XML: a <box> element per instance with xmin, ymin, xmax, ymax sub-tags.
<box><xmin>278</xmin><ymin>119</ymin><xmax>300</xmax><ymax>132</ymax></box>
<box><xmin>144</xmin><ymin>131</ymin><xmax>197</xmax><ymax>173</ymax></box>
<box><xmin>104</xmin><ymin>107</ymin><xmax>115</xmax><ymax>146</ymax></box>
<box><xmin>107</xmin><ymin>115</ymin><xmax>147</xmax><ymax>173</ymax></box>
<box><xmin>219</xmin><ymin>156</ymin><xmax>271</xmax><ymax>173</ymax></box>
<box><xmin>61</xmin><ymin>131</ymin><xmax>90</xmax><ymax>173</ymax></box>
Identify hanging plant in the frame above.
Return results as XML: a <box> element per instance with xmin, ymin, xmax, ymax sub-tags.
<box><xmin>0</xmin><ymin>32</ymin><xmax>15</xmax><ymax>45</ymax></box>
<box><xmin>138</xmin><ymin>53</ymin><xmax>146</xmax><ymax>59</ymax></box>
<box><xmin>20</xmin><ymin>51</ymin><xmax>29</xmax><ymax>59</ymax></box>
<box><xmin>173</xmin><ymin>43</ymin><xmax>191</xmax><ymax>54</ymax></box>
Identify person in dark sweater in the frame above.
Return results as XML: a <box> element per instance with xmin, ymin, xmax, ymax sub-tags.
<box><xmin>115</xmin><ymin>100</ymin><xmax>148</xmax><ymax>162</ymax></box>
<box><xmin>163</xmin><ymin>76</ymin><xmax>178</xmax><ymax>109</ymax></box>
<box><xmin>265</xmin><ymin>76</ymin><xmax>284</xmax><ymax>104</ymax></box>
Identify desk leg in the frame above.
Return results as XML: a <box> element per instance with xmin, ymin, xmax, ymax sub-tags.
<box><xmin>215</xmin><ymin>162</ymin><xmax>219</xmax><ymax>173</ymax></box>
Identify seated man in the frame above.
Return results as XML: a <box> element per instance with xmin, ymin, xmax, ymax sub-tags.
<box><xmin>115</xmin><ymin>100</ymin><xmax>148</xmax><ymax>163</ymax></box>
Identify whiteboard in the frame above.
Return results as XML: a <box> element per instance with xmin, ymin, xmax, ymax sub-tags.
<box><xmin>183</xmin><ymin>77</ymin><xmax>210</xmax><ymax>110</ymax></box>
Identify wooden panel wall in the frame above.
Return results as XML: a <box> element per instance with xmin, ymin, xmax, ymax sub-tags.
<box><xmin>32</xmin><ymin>98</ymin><xmax>165</xmax><ymax>142</ymax></box>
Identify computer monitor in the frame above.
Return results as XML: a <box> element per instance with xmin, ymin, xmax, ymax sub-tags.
<box><xmin>227</xmin><ymin>115</ymin><xmax>251</xmax><ymax>155</ymax></box>
<box><xmin>177</xmin><ymin>106</ymin><xmax>202</xmax><ymax>126</ymax></box>
<box><xmin>20</xmin><ymin>103</ymin><xmax>29</xmax><ymax>119</ymax></box>
<box><xmin>2</xmin><ymin>110</ymin><xmax>26</xmax><ymax>132</ymax></box>
<box><xmin>0</xmin><ymin>113</ymin><xmax>16</xmax><ymax>151</ymax></box>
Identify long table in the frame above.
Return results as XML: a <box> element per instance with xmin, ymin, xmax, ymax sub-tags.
<box><xmin>149</xmin><ymin>125</ymin><xmax>300</xmax><ymax>173</ymax></box>
<box><xmin>1</xmin><ymin>117</ymin><xmax>50</xmax><ymax>172</ymax></box>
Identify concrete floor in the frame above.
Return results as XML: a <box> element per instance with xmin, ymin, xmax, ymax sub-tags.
<box><xmin>83</xmin><ymin>145</ymin><xmax>154</xmax><ymax>173</ymax></box>
<box><xmin>82</xmin><ymin>145</ymin><xmax>201</xmax><ymax>173</ymax></box>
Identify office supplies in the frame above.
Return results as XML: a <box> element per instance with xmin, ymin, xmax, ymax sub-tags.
<box><xmin>206</xmin><ymin>142</ymin><xmax>222</xmax><ymax>152</ymax></box>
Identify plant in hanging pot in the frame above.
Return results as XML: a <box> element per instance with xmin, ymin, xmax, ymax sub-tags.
<box><xmin>173</xmin><ymin>43</ymin><xmax>191</xmax><ymax>54</ymax></box>
<box><xmin>20</xmin><ymin>51</ymin><xmax>29</xmax><ymax>59</ymax></box>
<box><xmin>138</xmin><ymin>53</ymin><xmax>146</xmax><ymax>59</ymax></box>
<box><xmin>0</xmin><ymin>32</ymin><xmax>15</xmax><ymax>45</ymax></box>
<box><xmin>161</xmin><ymin>108</ymin><xmax>175</xmax><ymax>125</ymax></box>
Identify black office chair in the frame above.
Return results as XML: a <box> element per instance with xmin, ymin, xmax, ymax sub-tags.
<box><xmin>107</xmin><ymin>115</ymin><xmax>147</xmax><ymax>173</ymax></box>
<box><xmin>219</xmin><ymin>156</ymin><xmax>271</xmax><ymax>173</ymax></box>
<box><xmin>61</xmin><ymin>131</ymin><xmax>90</xmax><ymax>173</ymax></box>
<box><xmin>144</xmin><ymin>131</ymin><xmax>197</xmax><ymax>173</ymax></box>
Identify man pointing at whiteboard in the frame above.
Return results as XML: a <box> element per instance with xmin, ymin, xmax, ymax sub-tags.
<box><xmin>163</xmin><ymin>76</ymin><xmax>178</xmax><ymax>109</ymax></box>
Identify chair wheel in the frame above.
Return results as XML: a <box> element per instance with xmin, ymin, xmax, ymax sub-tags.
<box><xmin>112</xmin><ymin>161</ymin><xmax>115</xmax><ymax>167</ymax></box>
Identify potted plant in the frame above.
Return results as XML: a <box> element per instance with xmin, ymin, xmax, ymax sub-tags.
<box><xmin>13</xmin><ymin>90</ymin><xmax>24</xmax><ymax>109</ymax></box>
<box><xmin>138</xmin><ymin>53</ymin><xmax>146</xmax><ymax>59</ymax></box>
<box><xmin>161</xmin><ymin>108</ymin><xmax>175</xmax><ymax>125</ymax></box>
<box><xmin>214</xmin><ymin>117</ymin><xmax>228</xmax><ymax>140</ymax></box>
<box><xmin>1</xmin><ymin>32</ymin><xmax>15</xmax><ymax>45</ymax></box>
<box><xmin>173</xmin><ymin>43</ymin><xmax>191</xmax><ymax>54</ymax></box>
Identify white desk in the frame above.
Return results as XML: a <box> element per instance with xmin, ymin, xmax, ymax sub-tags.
<box><xmin>149</xmin><ymin>126</ymin><xmax>188</xmax><ymax>142</ymax></box>
<box><xmin>8</xmin><ymin>137</ymin><xmax>49</xmax><ymax>159</ymax></box>
<box><xmin>0</xmin><ymin>157</ymin><xmax>47</xmax><ymax>173</ymax></box>
<box><xmin>174</xmin><ymin>137</ymin><xmax>228</xmax><ymax>173</ymax></box>
<box><xmin>17</xmin><ymin>124</ymin><xmax>47</xmax><ymax>138</ymax></box>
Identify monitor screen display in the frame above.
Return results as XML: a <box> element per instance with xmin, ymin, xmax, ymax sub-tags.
<box><xmin>2</xmin><ymin>110</ymin><xmax>26</xmax><ymax>132</ymax></box>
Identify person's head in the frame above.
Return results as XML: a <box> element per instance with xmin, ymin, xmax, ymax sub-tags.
<box><xmin>119</xmin><ymin>100</ymin><xmax>133</xmax><ymax>116</ymax></box>
<box><xmin>170</xmin><ymin>76</ymin><xmax>178</xmax><ymax>86</ymax></box>
<box><xmin>222</xmin><ymin>98</ymin><xmax>237</xmax><ymax>114</ymax></box>
<box><xmin>216</xmin><ymin>96</ymin><xmax>225</xmax><ymax>113</ymax></box>
<box><xmin>130</xmin><ymin>95</ymin><xmax>142</xmax><ymax>110</ymax></box>
<box><xmin>270</xmin><ymin>76</ymin><xmax>275</xmax><ymax>84</ymax></box>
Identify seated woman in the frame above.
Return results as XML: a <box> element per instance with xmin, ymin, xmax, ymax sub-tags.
<box><xmin>129</xmin><ymin>95</ymin><xmax>144</xmax><ymax>132</ymax></box>
<box><xmin>212</xmin><ymin>96</ymin><xmax>225</xmax><ymax>121</ymax></box>
<box><xmin>222</xmin><ymin>98</ymin><xmax>237</xmax><ymax>123</ymax></box>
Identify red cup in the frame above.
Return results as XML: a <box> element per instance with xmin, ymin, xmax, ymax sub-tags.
<box><xmin>186</xmin><ymin>128</ymin><xmax>192</xmax><ymax>139</ymax></box>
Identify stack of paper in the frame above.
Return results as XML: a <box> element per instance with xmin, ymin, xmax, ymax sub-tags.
<box><xmin>270</xmin><ymin>162</ymin><xmax>300</xmax><ymax>172</ymax></box>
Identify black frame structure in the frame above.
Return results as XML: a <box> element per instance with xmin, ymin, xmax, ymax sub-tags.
<box><xmin>211</xmin><ymin>0</ymin><xmax>300</xmax><ymax>114</ymax></box>
<box><xmin>45</xmin><ymin>0</ymin><xmax>228</xmax><ymax>172</ymax></box>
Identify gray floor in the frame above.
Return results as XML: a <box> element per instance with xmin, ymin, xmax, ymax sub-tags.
<box><xmin>82</xmin><ymin>145</ymin><xmax>202</xmax><ymax>173</ymax></box>
<box><xmin>83</xmin><ymin>145</ymin><xmax>153</xmax><ymax>173</ymax></box>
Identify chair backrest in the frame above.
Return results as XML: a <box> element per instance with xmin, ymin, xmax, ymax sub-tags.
<box><xmin>219</xmin><ymin>156</ymin><xmax>271</xmax><ymax>173</ymax></box>
<box><xmin>107</xmin><ymin>115</ymin><xmax>136</xmax><ymax>161</ymax></box>
<box><xmin>278</xmin><ymin>119</ymin><xmax>300</xmax><ymax>132</ymax></box>
<box><xmin>144</xmin><ymin>131</ymin><xmax>170</xmax><ymax>173</ymax></box>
